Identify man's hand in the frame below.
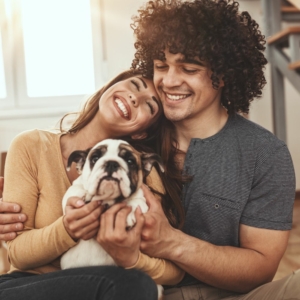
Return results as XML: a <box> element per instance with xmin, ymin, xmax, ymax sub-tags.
<box><xmin>140</xmin><ymin>185</ymin><xmax>178</xmax><ymax>259</ymax></box>
<box><xmin>97</xmin><ymin>203</ymin><xmax>144</xmax><ymax>268</ymax></box>
<box><xmin>0</xmin><ymin>177</ymin><xmax>27</xmax><ymax>241</ymax></box>
<box><xmin>63</xmin><ymin>197</ymin><xmax>104</xmax><ymax>241</ymax></box>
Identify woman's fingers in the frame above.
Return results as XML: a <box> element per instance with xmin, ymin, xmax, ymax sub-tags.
<box><xmin>63</xmin><ymin>199</ymin><xmax>104</xmax><ymax>240</ymax></box>
<box><xmin>99</xmin><ymin>203</ymin><xmax>128</xmax><ymax>238</ymax></box>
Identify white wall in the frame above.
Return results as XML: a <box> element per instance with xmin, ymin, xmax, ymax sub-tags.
<box><xmin>1</xmin><ymin>0</ymin><xmax>299</xmax><ymax>189</ymax></box>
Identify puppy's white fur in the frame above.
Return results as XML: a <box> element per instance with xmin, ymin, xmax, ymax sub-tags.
<box><xmin>60</xmin><ymin>139</ymin><xmax>163</xmax><ymax>299</ymax></box>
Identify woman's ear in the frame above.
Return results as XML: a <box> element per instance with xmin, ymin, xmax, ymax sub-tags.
<box><xmin>131</xmin><ymin>132</ymin><xmax>148</xmax><ymax>140</ymax></box>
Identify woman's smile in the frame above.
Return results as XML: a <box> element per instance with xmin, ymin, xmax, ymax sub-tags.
<box><xmin>114</xmin><ymin>97</ymin><xmax>131</xmax><ymax>120</ymax></box>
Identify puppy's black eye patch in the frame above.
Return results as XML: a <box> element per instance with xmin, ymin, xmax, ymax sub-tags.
<box><xmin>119</xmin><ymin>149</ymin><xmax>137</xmax><ymax>168</ymax></box>
<box><xmin>89</xmin><ymin>146</ymin><xmax>107</xmax><ymax>168</ymax></box>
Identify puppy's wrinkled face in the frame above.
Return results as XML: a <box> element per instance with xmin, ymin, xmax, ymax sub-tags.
<box><xmin>80</xmin><ymin>139</ymin><xmax>143</xmax><ymax>202</ymax></box>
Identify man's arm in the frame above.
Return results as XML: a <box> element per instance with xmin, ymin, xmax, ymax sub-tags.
<box><xmin>0</xmin><ymin>177</ymin><xmax>27</xmax><ymax>241</ymax></box>
<box><xmin>140</xmin><ymin>186</ymin><xmax>289</xmax><ymax>293</ymax></box>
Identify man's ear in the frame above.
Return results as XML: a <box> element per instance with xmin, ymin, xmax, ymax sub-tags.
<box><xmin>131</xmin><ymin>132</ymin><xmax>148</xmax><ymax>140</ymax></box>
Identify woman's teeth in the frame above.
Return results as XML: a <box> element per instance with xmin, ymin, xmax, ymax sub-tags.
<box><xmin>115</xmin><ymin>99</ymin><xmax>128</xmax><ymax>117</ymax></box>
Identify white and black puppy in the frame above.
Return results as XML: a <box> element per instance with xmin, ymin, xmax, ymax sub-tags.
<box><xmin>60</xmin><ymin>139</ymin><xmax>164</xmax><ymax>297</ymax></box>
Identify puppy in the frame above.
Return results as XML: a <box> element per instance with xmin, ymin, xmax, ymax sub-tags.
<box><xmin>60</xmin><ymin>139</ymin><xmax>164</xmax><ymax>298</ymax></box>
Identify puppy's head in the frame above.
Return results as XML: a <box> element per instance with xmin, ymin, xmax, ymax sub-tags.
<box><xmin>67</xmin><ymin>139</ymin><xmax>163</xmax><ymax>203</ymax></box>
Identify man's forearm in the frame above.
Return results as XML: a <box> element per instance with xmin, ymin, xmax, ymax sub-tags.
<box><xmin>155</xmin><ymin>229</ymin><xmax>280</xmax><ymax>293</ymax></box>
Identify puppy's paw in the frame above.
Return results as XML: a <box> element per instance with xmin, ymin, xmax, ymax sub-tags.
<box><xmin>157</xmin><ymin>284</ymin><xmax>164</xmax><ymax>300</ymax></box>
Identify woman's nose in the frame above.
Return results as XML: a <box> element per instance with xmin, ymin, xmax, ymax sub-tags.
<box><xmin>129</xmin><ymin>93</ymin><xmax>138</xmax><ymax>107</ymax></box>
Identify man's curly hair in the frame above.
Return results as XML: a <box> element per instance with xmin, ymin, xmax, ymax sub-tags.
<box><xmin>131</xmin><ymin>0</ymin><xmax>268</xmax><ymax>114</ymax></box>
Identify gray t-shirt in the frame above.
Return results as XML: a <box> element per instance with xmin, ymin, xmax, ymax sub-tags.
<box><xmin>178</xmin><ymin>113</ymin><xmax>295</xmax><ymax>287</ymax></box>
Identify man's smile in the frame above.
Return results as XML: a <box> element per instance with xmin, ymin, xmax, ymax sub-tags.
<box><xmin>165</xmin><ymin>93</ymin><xmax>190</xmax><ymax>101</ymax></box>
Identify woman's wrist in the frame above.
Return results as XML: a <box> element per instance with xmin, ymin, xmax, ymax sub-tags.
<box><xmin>124</xmin><ymin>251</ymin><xmax>142</xmax><ymax>269</ymax></box>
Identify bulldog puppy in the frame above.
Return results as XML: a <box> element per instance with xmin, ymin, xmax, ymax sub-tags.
<box><xmin>60</xmin><ymin>139</ymin><xmax>164</xmax><ymax>298</ymax></box>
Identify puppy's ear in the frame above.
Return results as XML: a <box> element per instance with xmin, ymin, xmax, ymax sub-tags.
<box><xmin>141</xmin><ymin>153</ymin><xmax>164</xmax><ymax>177</ymax></box>
<box><xmin>66</xmin><ymin>149</ymin><xmax>90</xmax><ymax>174</ymax></box>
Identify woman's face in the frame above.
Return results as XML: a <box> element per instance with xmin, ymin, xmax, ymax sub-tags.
<box><xmin>98</xmin><ymin>76</ymin><xmax>162</xmax><ymax>137</ymax></box>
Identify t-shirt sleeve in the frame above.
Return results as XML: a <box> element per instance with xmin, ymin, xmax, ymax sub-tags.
<box><xmin>240</xmin><ymin>144</ymin><xmax>295</xmax><ymax>230</ymax></box>
<box><xmin>4</xmin><ymin>131</ymin><xmax>76</xmax><ymax>270</ymax></box>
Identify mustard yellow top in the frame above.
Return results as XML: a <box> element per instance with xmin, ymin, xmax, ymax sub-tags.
<box><xmin>4</xmin><ymin>130</ymin><xmax>184</xmax><ymax>285</ymax></box>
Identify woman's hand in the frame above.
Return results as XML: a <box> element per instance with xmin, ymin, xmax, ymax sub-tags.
<box><xmin>97</xmin><ymin>203</ymin><xmax>145</xmax><ymax>268</ymax></box>
<box><xmin>63</xmin><ymin>197</ymin><xmax>104</xmax><ymax>241</ymax></box>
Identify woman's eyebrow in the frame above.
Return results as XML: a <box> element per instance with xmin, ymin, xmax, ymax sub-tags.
<box><xmin>137</xmin><ymin>77</ymin><xmax>147</xmax><ymax>88</ymax></box>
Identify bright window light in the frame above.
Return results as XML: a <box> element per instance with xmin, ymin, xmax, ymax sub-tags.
<box><xmin>20</xmin><ymin>0</ymin><xmax>95</xmax><ymax>97</ymax></box>
<box><xmin>0</xmin><ymin>32</ymin><xmax>6</xmax><ymax>99</ymax></box>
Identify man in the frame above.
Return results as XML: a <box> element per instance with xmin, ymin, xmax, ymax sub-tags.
<box><xmin>130</xmin><ymin>0</ymin><xmax>299</xmax><ymax>299</ymax></box>
<box><xmin>1</xmin><ymin>0</ymin><xmax>299</xmax><ymax>299</ymax></box>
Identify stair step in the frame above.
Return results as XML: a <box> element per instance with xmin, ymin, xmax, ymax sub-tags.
<box><xmin>281</xmin><ymin>6</ymin><xmax>300</xmax><ymax>13</ymax></box>
<box><xmin>286</xmin><ymin>0</ymin><xmax>300</xmax><ymax>10</ymax></box>
<box><xmin>268</xmin><ymin>26</ymin><xmax>300</xmax><ymax>45</ymax></box>
<box><xmin>289</xmin><ymin>61</ymin><xmax>300</xmax><ymax>69</ymax></box>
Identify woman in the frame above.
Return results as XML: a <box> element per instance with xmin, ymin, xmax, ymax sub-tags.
<box><xmin>0</xmin><ymin>70</ymin><xmax>185</xmax><ymax>300</ymax></box>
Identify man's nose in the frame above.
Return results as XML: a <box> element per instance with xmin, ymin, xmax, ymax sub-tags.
<box><xmin>162</xmin><ymin>68</ymin><xmax>182</xmax><ymax>88</ymax></box>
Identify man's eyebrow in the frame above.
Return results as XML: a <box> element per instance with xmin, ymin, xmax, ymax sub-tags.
<box><xmin>137</xmin><ymin>77</ymin><xmax>147</xmax><ymax>88</ymax></box>
<box><xmin>176</xmin><ymin>58</ymin><xmax>206</xmax><ymax>67</ymax></box>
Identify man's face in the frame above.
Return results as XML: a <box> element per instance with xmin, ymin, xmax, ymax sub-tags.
<box><xmin>153</xmin><ymin>50</ymin><xmax>224</xmax><ymax>124</ymax></box>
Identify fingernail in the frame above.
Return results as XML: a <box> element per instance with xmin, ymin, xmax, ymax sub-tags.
<box><xmin>16</xmin><ymin>224</ymin><xmax>22</xmax><ymax>230</ymax></box>
<box><xmin>14</xmin><ymin>205</ymin><xmax>19</xmax><ymax>212</ymax></box>
<box><xmin>76</xmin><ymin>200</ymin><xmax>85</xmax><ymax>206</ymax></box>
<box><xmin>18</xmin><ymin>215</ymin><xmax>24</xmax><ymax>221</ymax></box>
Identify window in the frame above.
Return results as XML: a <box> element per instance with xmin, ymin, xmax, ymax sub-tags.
<box><xmin>0</xmin><ymin>0</ymin><xmax>105</xmax><ymax>118</ymax></box>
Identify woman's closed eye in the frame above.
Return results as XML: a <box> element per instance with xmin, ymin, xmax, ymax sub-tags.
<box><xmin>147</xmin><ymin>101</ymin><xmax>155</xmax><ymax>115</ymax></box>
<box><xmin>131</xmin><ymin>79</ymin><xmax>140</xmax><ymax>91</ymax></box>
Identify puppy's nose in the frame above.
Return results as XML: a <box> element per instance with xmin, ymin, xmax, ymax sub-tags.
<box><xmin>105</xmin><ymin>161</ymin><xmax>119</xmax><ymax>174</ymax></box>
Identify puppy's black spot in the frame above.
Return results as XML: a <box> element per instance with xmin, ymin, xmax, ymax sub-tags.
<box><xmin>105</xmin><ymin>161</ymin><xmax>120</xmax><ymax>175</ymax></box>
<box><xmin>119</xmin><ymin>150</ymin><xmax>138</xmax><ymax>169</ymax></box>
<box><xmin>89</xmin><ymin>146</ymin><xmax>107</xmax><ymax>169</ymax></box>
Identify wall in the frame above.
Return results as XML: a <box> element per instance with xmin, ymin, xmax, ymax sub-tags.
<box><xmin>0</xmin><ymin>0</ymin><xmax>299</xmax><ymax>189</ymax></box>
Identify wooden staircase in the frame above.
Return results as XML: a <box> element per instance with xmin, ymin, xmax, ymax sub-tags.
<box><xmin>261</xmin><ymin>0</ymin><xmax>300</xmax><ymax>142</ymax></box>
